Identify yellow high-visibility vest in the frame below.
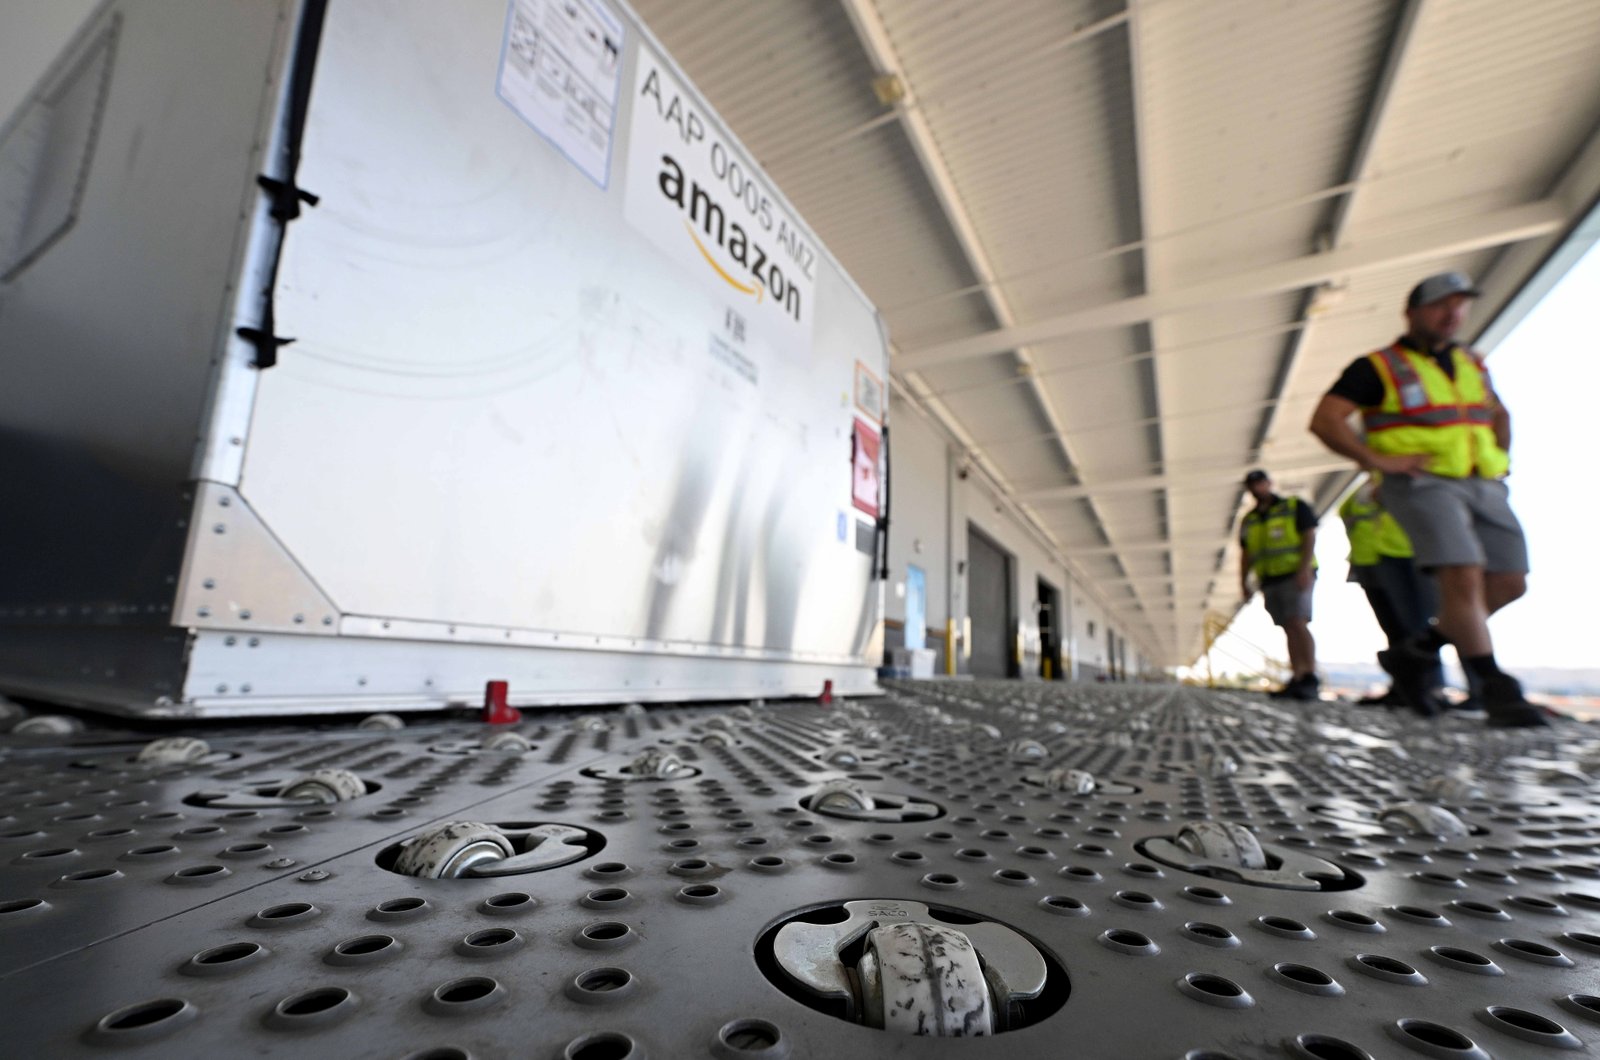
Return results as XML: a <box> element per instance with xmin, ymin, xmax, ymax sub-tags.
<box><xmin>1362</xmin><ymin>343</ymin><xmax>1509</xmax><ymax>479</ymax></box>
<box><xmin>1339</xmin><ymin>491</ymin><xmax>1413</xmax><ymax>566</ymax></box>
<box><xmin>1242</xmin><ymin>497</ymin><xmax>1316</xmax><ymax>580</ymax></box>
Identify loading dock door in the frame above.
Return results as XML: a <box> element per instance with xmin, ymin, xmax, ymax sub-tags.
<box><xmin>1037</xmin><ymin>577</ymin><xmax>1062</xmax><ymax>680</ymax></box>
<box><xmin>966</xmin><ymin>525</ymin><xmax>1014</xmax><ymax>678</ymax></box>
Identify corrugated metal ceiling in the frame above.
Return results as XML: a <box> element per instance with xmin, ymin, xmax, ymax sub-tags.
<box><xmin>630</xmin><ymin>0</ymin><xmax>1600</xmax><ymax>665</ymax></box>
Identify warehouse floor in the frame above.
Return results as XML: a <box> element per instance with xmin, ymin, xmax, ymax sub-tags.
<box><xmin>2</xmin><ymin>681</ymin><xmax>1596</xmax><ymax>1058</ymax></box>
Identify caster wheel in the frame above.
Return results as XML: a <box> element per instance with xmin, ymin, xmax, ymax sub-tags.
<box><xmin>1380</xmin><ymin>802</ymin><xmax>1470</xmax><ymax>838</ymax></box>
<box><xmin>483</xmin><ymin>731</ymin><xmax>531</xmax><ymax>754</ymax></box>
<box><xmin>628</xmin><ymin>748</ymin><xmax>688</xmax><ymax>779</ymax></box>
<box><xmin>1176</xmin><ymin>821</ymin><xmax>1267</xmax><ymax>869</ymax></box>
<box><xmin>1042</xmin><ymin>768</ymin><xmax>1096</xmax><ymax>794</ymax></box>
<box><xmin>811</xmin><ymin>780</ymin><xmax>876</xmax><ymax>814</ymax></box>
<box><xmin>281</xmin><ymin>768</ymin><xmax>367</xmax><ymax>804</ymax></box>
<box><xmin>1008</xmin><ymin>739</ymin><xmax>1048</xmax><ymax>764</ymax></box>
<box><xmin>858</xmin><ymin>922</ymin><xmax>994</xmax><ymax>1036</ymax></box>
<box><xmin>137</xmin><ymin>737</ymin><xmax>212</xmax><ymax>765</ymax></box>
<box><xmin>13</xmin><ymin>715</ymin><xmax>82</xmax><ymax>736</ymax></box>
<box><xmin>393</xmin><ymin>821</ymin><xmax>515</xmax><ymax>878</ymax></box>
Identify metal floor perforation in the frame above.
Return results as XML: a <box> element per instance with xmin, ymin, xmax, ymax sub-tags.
<box><xmin>3</xmin><ymin>682</ymin><xmax>1600</xmax><ymax>1059</ymax></box>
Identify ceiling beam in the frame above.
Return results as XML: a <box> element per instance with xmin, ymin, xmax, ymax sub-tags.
<box><xmin>897</xmin><ymin>198</ymin><xmax>1566</xmax><ymax>371</ymax></box>
<box><xmin>1247</xmin><ymin>0</ymin><xmax>1427</xmax><ymax>461</ymax></box>
<box><xmin>1115</xmin><ymin>0</ymin><xmax>1240</xmax><ymax>655</ymax></box>
<box><xmin>889</xmin><ymin>375</ymin><xmax>1162</xmax><ymax>654</ymax></box>
<box><xmin>1121</xmin><ymin>0</ymin><xmax>1182</xmax><ymax>647</ymax></box>
<box><xmin>1187</xmin><ymin>1</ymin><xmax>1428</xmax><ymax>667</ymax></box>
<box><xmin>838</xmin><ymin>0</ymin><xmax>1163</xmax><ymax>660</ymax></box>
<box><xmin>837</xmin><ymin>0</ymin><xmax>1078</xmax><ymax>476</ymax></box>
<box><xmin>1475</xmin><ymin>115</ymin><xmax>1600</xmax><ymax>351</ymax></box>
<box><xmin>1019</xmin><ymin>458</ymin><xmax>1354</xmax><ymax>503</ymax></box>
<box><xmin>1062</xmin><ymin>537</ymin><xmax>1229</xmax><ymax>558</ymax></box>
<box><xmin>1100</xmin><ymin>582</ymin><xmax>1209</xmax><ymax>598</ymax></box>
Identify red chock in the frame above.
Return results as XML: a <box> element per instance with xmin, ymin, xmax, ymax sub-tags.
<box><xmin>483</xmin><ymin>680</ymin><xmax>521</xmax><ymax>725</ymax></box>
<box><xmin>819</xmin><ymin>679</ymin><xmax>834</xmax><ymax>706</ymax></box>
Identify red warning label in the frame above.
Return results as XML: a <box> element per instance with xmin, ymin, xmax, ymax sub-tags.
<box><xmin>852</xmin><ymin>417</ymin><xmax>880</xmax><ymax>519</ymax></box>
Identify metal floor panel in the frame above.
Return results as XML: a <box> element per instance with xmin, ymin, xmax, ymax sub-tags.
<box><xmin>3</xmin><ymin>683</ymin><xmax>1600</xmax><ymax>1058</ymax></box>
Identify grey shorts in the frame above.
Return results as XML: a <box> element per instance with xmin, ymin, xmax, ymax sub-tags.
<box><xmin>1261</xmin><ymin>577</ymin><xmax>1314</xmax><ymax>627</ymax></box>
<box><xmin>1377</xmin><ymin>474</ymin><xmax>1529</xmax><ymax>573</ymax></box>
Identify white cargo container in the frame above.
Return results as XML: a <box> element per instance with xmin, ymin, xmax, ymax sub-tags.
<box><xmin>0</xmin><ymin>0</ymin><xmax>889</xmax><ymax>717</ymax></box>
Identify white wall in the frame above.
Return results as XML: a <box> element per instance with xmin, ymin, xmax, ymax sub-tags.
<box><xmin>961</xmin><ymin>474</ymin><xmax>1072</xmax><ymax>679</ymax></box>
<box><xmin>885</xmin><ymin>389</ymin><xmax>1146</xmax><ymax>680</ymax></box>
<box><xmin>883</xmin><ymin>391</ymin><xmax>951</xmax><ymax>642</ymax></box>
<box><xmin>1069</xmin><ymin>585</ymin><xmax>1109</xmax><ymax>679</ymax></box>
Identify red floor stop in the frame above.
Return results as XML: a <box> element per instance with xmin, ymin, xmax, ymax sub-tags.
<box><xmin>483</xmin><ymin>680</ymin><xmax>521</xmax><ymax>725</ymax></box>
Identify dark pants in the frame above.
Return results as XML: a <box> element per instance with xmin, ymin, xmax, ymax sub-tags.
<box><xmin>1357</xmin><ymin>555</ymin><xmax>1445</xmax><ymax>687</ymax></box>
<box><xmin>1356</xmin><ymin>556</ymin><xmax>1437</xmax><ymax>647</ymax></box>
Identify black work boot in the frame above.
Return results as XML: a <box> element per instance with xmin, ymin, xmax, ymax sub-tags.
<box><xmin>1357</xmin><ymin>686</ymin><xmax>1406</xmax><ymax>707</ymax></box>
<box><xmin>1481</xmin><ymin>673</ymin><xmax>1550</xmax><ymax>729</ymax></box>
<box><xmin>1378</xmin><ymin>645</ymin><xmax>1447</xmax><ymax>718</ymax></box>
<box><xmin>1287</xmin><ymin>674</ymin><xmax>1320</xmax><ymax>702</ymax></box>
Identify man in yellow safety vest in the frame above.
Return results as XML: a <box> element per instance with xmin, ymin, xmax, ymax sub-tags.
<box><xmin>1309</xmin><ymin>271</ymin><xmax>1545</xmax><ymax>728</ymax></box>
<box><xmin>1339</xmin><ymin>479</ymin><xmax>1442</xmax><ymax>709</ymax></box>
<box><xmin>1239</xmin><ymin>469</ymin><xmax>1319</xmax><ymax>700</ymax></box>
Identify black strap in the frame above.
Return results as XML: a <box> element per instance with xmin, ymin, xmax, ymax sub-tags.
<box><xmin>238</xmin><ymin>0</ymin><xmax>328</xmax><ymax>370</ymax></box>
<box><xmin>876</xmin><ymin>423</ymin><xmax>891</xmax><ymax>580</ymax></box>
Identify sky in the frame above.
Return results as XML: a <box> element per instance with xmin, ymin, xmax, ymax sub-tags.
<box><xmin>1203</xmin><ymin>240</ymin><xmax>1600</xmax><ymax>680</ymax></box>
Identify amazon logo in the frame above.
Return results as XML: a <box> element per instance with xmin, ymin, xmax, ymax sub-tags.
<box><xmin>657</xmin><ymin>153</ymin><xmax>802</xmax><ymax>322</ymax></box>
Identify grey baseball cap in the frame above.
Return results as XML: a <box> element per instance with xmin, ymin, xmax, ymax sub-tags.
<box><xmin>1407</xmin><ymin>271</ymin><xmax>1480</xmax><ymax>308</ymax></box>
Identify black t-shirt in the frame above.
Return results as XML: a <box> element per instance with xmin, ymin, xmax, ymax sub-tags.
<box><xmin>1326</xmin><ymin>335</ymin><xmax>1459</xmax><ymax>407</ymax></box>
<box><xmin>1240</xmin><ymin>495</ymin><xmax>1318</xmax><ymax>584</ymax></box>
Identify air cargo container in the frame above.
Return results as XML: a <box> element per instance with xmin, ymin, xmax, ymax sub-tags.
<box><xmin>0</xmin><ymin>0</ymin><xmax>890</xmax><ymax>717</ymax></box>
